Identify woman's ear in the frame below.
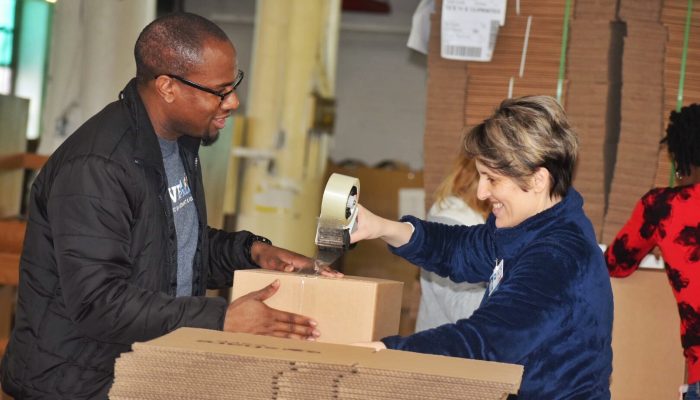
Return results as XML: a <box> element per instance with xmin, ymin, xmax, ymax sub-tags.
<box><xmin>532</xmin><ymin>167</ymin><xmax>551</xmax><ymax>194</ymax></box>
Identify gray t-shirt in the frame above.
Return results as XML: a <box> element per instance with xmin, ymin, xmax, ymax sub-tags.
<box><xmin>159</xmin><ymin>137</ymin><xmax>198</xmax><ymax>297</ymax></box>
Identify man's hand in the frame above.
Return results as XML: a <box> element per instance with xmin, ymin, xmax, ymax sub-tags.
<box><xmin>224</xmin><ymin>280</ymin><xmax>320</xmax><ymax>340</ymax></box>
<box><xmin>251</xmin><ymin>241</ymin><xmax>343</xmax><ymax>277</ymax></box>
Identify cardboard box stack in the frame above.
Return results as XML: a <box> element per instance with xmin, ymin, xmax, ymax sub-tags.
<box><xmin>653</xmin><ymin>0</ymin><xmax>700</xmax><ymax>187</ymax></box>
<box><xmin>424</xmin><ymin>9</ymin><xmax>468</xmax><ymax>209</ymax></box>
<box><xmin>602</xmin><ymin>0</ymin><xmax>667</xmax><ymax>243</ymax></box>
<box><xmin>110</xmin><ymin>328</ymin><xmax>524</xmax><ymax>400</ymax></box>
<box><xmin>565</xmin><ymin>0</ymin><xmax>623</xmax><ymax>238</ymax></box>
<box><xmin>231</xmin><ymin>269</ymin><xmax>403</xmax><ymax>344</ymax></box>
<box><xmin>465</xmin><ymin>2</ymin><xmax>568</xmax><ymax>125</ymax></box>
<box><xmin>424</xmin><ymin>0</ymin><xmax>569</xmax><ymax>209</ymax></box>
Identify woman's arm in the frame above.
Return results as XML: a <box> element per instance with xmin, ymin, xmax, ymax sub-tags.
<box><xmin>605</xmin><ymin>191</ymin><xmax>659</xmax><ymax>277</ymax></box>
<box><xmin>350</xmin><ymin>204</ymin><xmax>414</xmax><ymax>247</ymax></box>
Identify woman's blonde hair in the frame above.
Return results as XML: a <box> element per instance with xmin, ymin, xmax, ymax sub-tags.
<box><xmin>463</xmin><ymin>95</ymin><xmax>578</xmax><ymax>198</ymax></box>
<box><xmin>434</xmin><ymin>150</ymin><xmax>490</xmax><ymax>218</ymax></box>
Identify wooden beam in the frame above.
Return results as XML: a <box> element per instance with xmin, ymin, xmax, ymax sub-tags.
<box><xmin>0</xmin><ymin>153</ymin><xmax>49</xmax><ymax>171</ymax></box>
<box><xmin>0</xmin><ymin>221</ymin><xmax>26</xmax><ymax>254</ymax></box>
<box><xmin>0</xmin><ymin>253</ymin><xmax>20</xmax><ymax>286</ymax></box>
<box><xmin>0</xmin><ymin>286</ymin><xmax>14</xmax><ymax>355</ymax></box>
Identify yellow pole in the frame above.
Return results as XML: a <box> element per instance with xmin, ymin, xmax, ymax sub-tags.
<box><xmin>236</xmin><ymin>0</ymin><xmax>341</xmax><ymax>256</ymax></box>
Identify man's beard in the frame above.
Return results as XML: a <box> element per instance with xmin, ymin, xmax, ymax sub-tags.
<box><xmin>201</xmin><ymin>130</ymin><xmax>219</xmax><ymax>146</ymax></box>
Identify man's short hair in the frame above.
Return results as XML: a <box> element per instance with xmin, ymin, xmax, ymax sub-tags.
<box><xmin>134</xmin><ymin>12</ymin><xmax>231</xmax><ymax>83</ymax></box>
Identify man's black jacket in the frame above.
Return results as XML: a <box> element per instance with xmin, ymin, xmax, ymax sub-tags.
<box><xmin>0</xmin><ymin>79</ymin><xmax>257</xmax><ymax>399</ymax></box>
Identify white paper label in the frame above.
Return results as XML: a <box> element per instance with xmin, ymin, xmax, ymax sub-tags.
<box><xmin>441</xmin><ymin>0</ymin><xmax>507</xmax><ymax>61</ymax></box>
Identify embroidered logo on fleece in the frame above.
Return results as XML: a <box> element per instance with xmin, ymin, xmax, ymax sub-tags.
<box><xmin>489</xmin><ymin>258</ymin><xmax>504</xmax><ymax>296</ymax></box>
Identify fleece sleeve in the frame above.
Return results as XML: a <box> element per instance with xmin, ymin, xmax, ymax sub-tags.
<box><xmin>49</xmin><ymin>155</ymin><xmax>226</xmax><ymax>345</ymax></box>
<box><xmin>390</xmin><ymin>215</ymin><xmax>495</xmax><ymax>283</ymax></box>
<box><xmin>382</xmin><ymin>244</ymin><xmax>579</xmax><ymax>364</ymax></box>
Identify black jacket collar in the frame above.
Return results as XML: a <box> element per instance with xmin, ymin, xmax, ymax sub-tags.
<box><xmin>119</xmin><ymin>78</ymin><xmax>201</xmax><ymax>165</ymax></box>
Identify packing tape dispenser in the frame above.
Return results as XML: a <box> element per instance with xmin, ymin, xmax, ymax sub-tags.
<box><xmin>313</xmin><ymin>173</ymin><xmax>360</xmax><ymax>269</ymax></box>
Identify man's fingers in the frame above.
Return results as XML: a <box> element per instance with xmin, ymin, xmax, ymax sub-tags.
<box><xmin>251</xmin><ymin>280</ymin><xmax>280</xmax><ymax>301</ymax></box>
<box><xmin>271</xmin><ymin>311</ymin><xmax>319</xmax><ymax>336</ymax></box>
<box><xmin>318</xmin><ymin>265</ymin><xmax>343</xmax><ymax>277</ymax></box>
<box><xmin>271</xmin><ymin>321</ymin><xmax>319</xmax><ymax>338</ymax></box>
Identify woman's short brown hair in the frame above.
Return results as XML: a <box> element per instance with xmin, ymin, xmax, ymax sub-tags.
<box><xmin>463</xmin><ymin>95</ymin><xmax>578</xmax><ymax>198</ymax></box>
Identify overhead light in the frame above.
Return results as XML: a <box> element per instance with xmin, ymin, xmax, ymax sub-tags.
<box><xmin>45</xmin><ymin>0</ymin><xmax>57</xmax><ymax>3</ymax></box>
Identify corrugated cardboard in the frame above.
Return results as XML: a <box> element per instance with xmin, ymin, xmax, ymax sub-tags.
<box><xmin>610</xmin><ymin>270</ymin><xmax>685</xmax><ymax>399</ymax></box>
<box><xmin>425</xmin><ymin>0</ymin><xmax>570</xmax><ymax>219</ymax></box>
<box><xmin>110</xmin><ymin>327</ymin><xmax>524</xmax><ymax>400</ymax></box>
<box><xmin>602</xmin><ymin>18</ymin><xmax>667</xmax><ymax>243</ymax></box>
<box><xmin>567</xmin><ymin>19</ymin><xmax>624</xmax><ymax>239</ymax></box>
<box><xmin>231</xmin><ymin>269</ymin><xmax>403</xmax><ymax>344</ymax></box>
<box><xmin>653</xmin><ymin>0</ymin><xmax>700</xmax><ymax>188</ymax></box>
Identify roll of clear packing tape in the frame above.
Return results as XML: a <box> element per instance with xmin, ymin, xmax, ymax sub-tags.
<box><xmin>318</xmin><ymin>173</ymin><xmax>360</xmax><ymax>229</ymax></box>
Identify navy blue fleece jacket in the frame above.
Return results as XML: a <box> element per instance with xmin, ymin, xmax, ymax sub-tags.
<box><xmin>382</xmin><ymin>188</ymin><xmax>613</xmax><ymax>399</ymax></box>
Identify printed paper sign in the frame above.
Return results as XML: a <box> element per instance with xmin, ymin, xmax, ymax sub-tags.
<box><xmin>441</xmin><ymin>0</ymin><xmax>507</xmax><ymax>61</ymax></box>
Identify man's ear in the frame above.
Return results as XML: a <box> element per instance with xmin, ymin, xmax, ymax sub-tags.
<box><xmin>153</xmin><ymin>75</ymin><xmax>176</xmax><ymax>103</ymax></box>
<box><xmin>532</xmin><ymin>167</ymin><xmax>551</xmax><ymax>194</ymax></box>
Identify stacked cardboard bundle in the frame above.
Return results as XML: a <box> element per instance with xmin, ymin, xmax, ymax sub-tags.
<box><xmin>565</xmin><ymin>0</ymin><xmax>623</xmax><ymax>237</ymax></box>
<box><xmin>109</xmin><ymin>328</ymin><xmax>523</xmax><ymax>400</ymax></box>
<box><xmin>423</xmin><ymin>8</ymin><xmax>469</xmax><ymax>208</ymax></box>
<box><xmin>601</xmin><ymin>0</ymin><xmax>667</xmax><ymax>243</ymax></box>
<box><xmin>423</xmin><ymin>0</ymin><xmax>569</xmax><ymax>208</ymax></box>
<box><xmin>465</xmin><ymin>2</ymin><xmax>568</xmax><ymax>126</ymax></box>
<box><xmin>653</xmin><ymin>0</ymin><xmax>700</xmax><ymax>187</ymax></box>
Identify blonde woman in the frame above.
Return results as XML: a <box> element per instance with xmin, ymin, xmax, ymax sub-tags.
<box><xmin>416</xmin><ymin>154</ymin><xmax>490</xmax><ymax>331</ymax></box>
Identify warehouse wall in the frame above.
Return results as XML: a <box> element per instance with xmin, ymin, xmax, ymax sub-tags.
<box><xmin>187</xmin><ymin>0</ymin><xmax>427</xmax><ymax>170</ymax></box>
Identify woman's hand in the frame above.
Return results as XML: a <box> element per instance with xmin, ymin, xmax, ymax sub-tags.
<box><xmin>350</xmin><ymin>204</ymin><xmax>414</xmax><ymax>248</ymax></box>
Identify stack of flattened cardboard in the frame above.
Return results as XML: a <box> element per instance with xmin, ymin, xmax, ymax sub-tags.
<box><xmin>424</xmin><ymin>6</ymin><xmax>469</xmax><ymax>208</ymax></box>
<box><xmin>465</xmin><ymin>2</ymin><xmax>567</xmax><ymax>126</ymax></box>
<box><xmin>423</xmin><ymin>0</ymin><xmax>569</xmax><ymax>209</ymax></box>
<box><xmin>565</xmin><ymin>0</ymin><xmax>623</xmax><ymax>238</ymax></box>
<box><xmin>109</xmin><ymin>328</ymin><xmax>523</xmax><ymax>400</ymax></box>
<box><xmin>602</xmin><ymin>0</ymin><xmax>667</xmax><ymax>243</ymax></box>
<box><xmin>653</xmin><ymin>0</ymin><xmax>700</xmax><ymax>187</ymax></box>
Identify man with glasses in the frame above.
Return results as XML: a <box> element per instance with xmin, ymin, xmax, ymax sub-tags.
<box><xmin>0</xmin><ymin>12</ymin><xmax>335</xmax><ymax>399</ymax></box>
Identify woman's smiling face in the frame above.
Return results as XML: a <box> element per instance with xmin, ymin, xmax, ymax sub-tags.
<box><xmin>475</xmin><ymin>160</ymin><xmax>544</xmax><ymax>228</ymax></box>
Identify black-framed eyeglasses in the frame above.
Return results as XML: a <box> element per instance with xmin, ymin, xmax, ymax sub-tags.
<box><xmin>159</xmin><ymin>69</ymin><xmax>244</xmax><ymax>103</ymax></box>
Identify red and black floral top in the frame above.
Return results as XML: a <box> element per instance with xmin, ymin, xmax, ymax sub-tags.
<box><xmin>605</xmin><ymin>183</ymin><xmax>700</xmax><ymax>383</ymax></box>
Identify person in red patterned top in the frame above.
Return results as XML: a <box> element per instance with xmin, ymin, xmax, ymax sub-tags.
<box><xmin>605</xmin><ymin>103</ymin><xmax>700</xmax><ymax>400</ymax></box>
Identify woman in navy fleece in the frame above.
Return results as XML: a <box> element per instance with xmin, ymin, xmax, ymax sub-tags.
<box><xmin>351</xmin><ymin>96</ymin><xmax>613</xmax><ymax>399</ymax></box>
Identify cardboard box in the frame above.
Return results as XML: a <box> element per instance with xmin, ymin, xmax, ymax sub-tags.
<box><xmin>326</xmin><ymin>162</ymin><xmax>423</xmax><ymax>336</ymax></box>
<box><xmin>231</xmin><ymin>269</ymin><xmax>403</xmax><ymax>344</ymax></box>
<box><xmin>610</xmin><ymin>270</ymin><xmax>685</xmax><ymax>399</ymax></box>
<box><xmin>110</xmin><ymin>327</ymin><xmax>524</xmax><ymax>400</ymax></box>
